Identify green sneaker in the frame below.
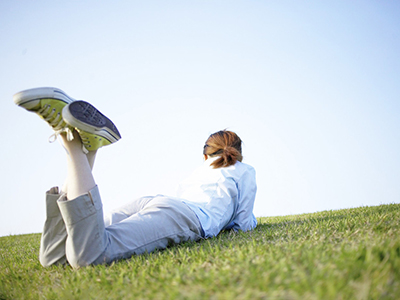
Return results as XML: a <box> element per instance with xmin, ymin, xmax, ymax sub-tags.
<box><xmin>62</xmin><ymin>101</ymin><xmax>121</xmax><ymax>152</ymax></box>
<box><xmin>13</xmin><ymin>87</ymin><xmax>75</xmax><ymax>140</ymax></box>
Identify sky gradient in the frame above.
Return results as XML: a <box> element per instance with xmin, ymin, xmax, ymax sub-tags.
<box><xmin>1</xmin><ymin>0</ymin><xmax>399</xmax><ymax>236</ymax></box>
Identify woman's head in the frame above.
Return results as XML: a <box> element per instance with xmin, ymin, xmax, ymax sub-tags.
<box><xmin>203</xmin><ymin>130</ymin><xmax>243</xmax><ymax>168</ymax></box>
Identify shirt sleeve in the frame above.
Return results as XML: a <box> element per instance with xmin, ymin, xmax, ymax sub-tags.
<box><xmin>230</xmin><ymin>167</ymin><xmax>257</xmax><ymax>232</ymax></box>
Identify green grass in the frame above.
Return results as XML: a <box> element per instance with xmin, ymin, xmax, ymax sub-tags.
<box><xmin>1</xmin><ymin>204</ymin><xmax>399</xmax><ymax>299</ymax></box>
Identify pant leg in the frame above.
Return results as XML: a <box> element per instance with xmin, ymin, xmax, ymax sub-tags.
<box><xmin>94</xmin><ymin>196</ymin><xmax>203</xmax><ymax>264</ymax></box>
<box><xmin>104</xmin><ymin>196</ymin><xmax>154</xmax><ymax>226</ymax></box>
<box><xmin>39</xmin><ymin>188</ymin><xmax>67</xmax><ymax>267</ymax></box>
<box><xmin>58</xmin><ymin>186</ymin><xmax>202</xmax><ymax>268</ymax></box>
<box><xmin>57</xmin><ymin>185</ymin><xmax>107</xmax><ymax>269</ymax></box>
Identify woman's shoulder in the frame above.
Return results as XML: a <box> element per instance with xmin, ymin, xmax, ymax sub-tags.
<box><xmin>219</xmin><ymin>160</ymin><xmax>255</xmax><ymax>180</ymax></box>
<box><xmin>233</xmin><ymin>160</ymin><xmax>255</xmax><ymax>173</ymax></box>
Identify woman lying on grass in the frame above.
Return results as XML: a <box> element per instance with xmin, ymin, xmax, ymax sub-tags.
<box><xmin>14</xmin><ymin>87</ymin><xmax>257</xmax><ymax>269</ymax></box>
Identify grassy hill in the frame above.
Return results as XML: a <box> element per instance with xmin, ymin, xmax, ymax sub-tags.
<box><xmin>1</xmin><ymin>204</ymin><xmax>399</xmax><ymax>299</ymax></box>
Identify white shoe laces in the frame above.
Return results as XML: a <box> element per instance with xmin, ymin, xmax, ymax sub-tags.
<box><xmin>37</xmin><ymin>104</ymin><xmax>74</xmax><ymax>143</ymax></box>
<box><xmin>38</xmin><ymin>105</ymin><xmax>66</xmax><ymax>130</ymax></box>
<box><xmin>38</xmin><ymin>104</ymin><xmax>90</xmax><ymax>154</ymax></box>
<box><xmin>49</xmin><ymin>127</ymin><xmax>74</xmax><ymax>143</ymax></box>
<box><xmin>78</xmin><ymin>132</ymin><xmax>90</xmax><ymax>154</ymax></box>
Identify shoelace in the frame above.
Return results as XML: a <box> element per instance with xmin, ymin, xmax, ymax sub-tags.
<box><xmin>78</xmin><ymin>132</ymin><xmax>90</xmax><ymax>154</ymax></box>
<box><xmin>38</xmin><ymin>104</ymin><xmax>90</xmax><ymax>154</ymax></box>
<box><xmin>54</xmin><ymin>128</ymin><xmax>88</xmax><ymax>154</ymax></box>
<box><xmin>37</xmin><ymin>104</ymin><xmax>74</xmax><ymax>143</ymax></box>
<box><xmin>49</xmin><ymin>127</ymin><xmax>74</xmax><ymax>143</ymax></box>
<box><xmin>38</xmin><ymin>105</ymin><xmax>65</xmax><ymax>130</ymax></box>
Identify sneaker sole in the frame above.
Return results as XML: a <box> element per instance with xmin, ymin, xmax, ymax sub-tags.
<box><xmin>62</xmin><ymin>101</ymin><xmax>121</xmax><ymax>143</ymax></box>
<box><xmin>13</xmin><ymin>87</ymin><xmax>74</xmax><ymax>110</ymax></box>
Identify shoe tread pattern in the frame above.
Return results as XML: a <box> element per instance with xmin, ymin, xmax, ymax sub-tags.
<box><xmin>68</xmin><ymin>101</ymin><xmax>121</xmax><ymax>140</ymax></box>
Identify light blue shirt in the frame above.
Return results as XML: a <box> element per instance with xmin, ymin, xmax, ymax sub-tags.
<box><xmin>177</xmin><ymin>156</ymin><xmax>257</xmax><ymax>238</ymax></box>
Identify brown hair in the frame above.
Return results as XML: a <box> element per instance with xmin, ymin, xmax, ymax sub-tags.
<box><xmin>203</xmin><ymin>130</ymin><xmax>243</xmax><ymax>168</ymax></box>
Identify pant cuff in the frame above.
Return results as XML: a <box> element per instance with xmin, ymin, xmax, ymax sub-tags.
<box><xmin>57</xmin><ymin>186</ymin><xmax>102</xmax><ymax>225</ymax></box>
<box><xmin>57</xmin><ymin>185</ymin><xmax>106</xmax><ymax>268</ymax></box>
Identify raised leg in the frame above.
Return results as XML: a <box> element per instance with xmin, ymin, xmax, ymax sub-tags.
<box><xmin>14</xmin><ymin>88</ymin><xmax>121</xmax><ymax>268</ymax></box>
<box><xmin>61</xmin><ymin>131</ymin><xmax>96</xmax><ymax>200</ymax></box>
<box><xmin>39</xmin><ymin>135</ymin><xmax>98</xmax><ymax>267</ymax></box>
<box><xmin>61</xmin><ymin>143</ymin><xmax>97</xmax><ymax>195</ymax></box>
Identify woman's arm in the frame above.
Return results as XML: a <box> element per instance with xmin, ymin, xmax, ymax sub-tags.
<box><xmin>230</xmin><ymin>167</ymin><xmax>257</xmax><ymax>232</ymax></box>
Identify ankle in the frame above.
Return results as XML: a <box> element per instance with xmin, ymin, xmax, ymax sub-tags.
<box><xmin>61</xmin><ymin>131</ymin><xmax>83</xmax><ymax>151</ymax></box>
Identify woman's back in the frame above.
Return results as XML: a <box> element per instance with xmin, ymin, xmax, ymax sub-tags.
<box><xmin>177</xmin><ymin>156</ymin><xmax>257</xmax><ymax>238</ymax></box>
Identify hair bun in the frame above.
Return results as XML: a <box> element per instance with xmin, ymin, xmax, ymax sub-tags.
<box><xmin>203</xmin><ymin>130</ymin><xmax>243</xmax><ymax>168</ymax></box>
<box><xmin>222</xmin><ymin>146</ymin><xmax>240</xmax><ymax>166</ymax></box>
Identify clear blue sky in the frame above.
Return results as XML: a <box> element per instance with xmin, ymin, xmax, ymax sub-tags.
<box><xmin>1</xmin><ymin>0</ymin><xmax>399</xmax><ymax>236</ymax></box>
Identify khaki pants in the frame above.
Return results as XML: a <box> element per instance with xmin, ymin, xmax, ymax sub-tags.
<box><xmin>39</xmin><ymin>186</ymin><xmax>203</xmax><ymax>269</ymax></box>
